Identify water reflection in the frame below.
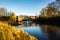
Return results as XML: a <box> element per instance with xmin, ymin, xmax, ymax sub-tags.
<box><xmin>40</xmin><ymin>25</ymin><xmax>60</xmax><ymax>40</ymax></box>
<box><xmin>16</xmin><ymin>21</ymin><xmax>60</xmax><ymax>40</ymax></box>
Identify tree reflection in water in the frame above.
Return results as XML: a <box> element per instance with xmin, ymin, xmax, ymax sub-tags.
<box><xmin>17</xmin><ymin>21</ymin><xmax>60</xmax><ymax>40</ymax></box>
<box><xmin>40</xmin><ymin>24</ymin><xmax>60</xmax><ymax>40</ymax></box>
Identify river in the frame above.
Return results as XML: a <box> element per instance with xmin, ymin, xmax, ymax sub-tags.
<box><xmin>16</xmin><ymin>21</ymin><xmax>60</xmax><ymax>40</ymax></box>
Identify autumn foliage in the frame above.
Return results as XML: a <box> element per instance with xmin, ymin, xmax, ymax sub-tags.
<box><xmin>0</xmin><ymin>21</ymin><xmax>38</xmax><ymax>40</ymax></box>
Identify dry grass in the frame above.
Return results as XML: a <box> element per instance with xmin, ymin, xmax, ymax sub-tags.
<box><xmin>0</xmin><ymin>21</ymin><xmax>38</xmax><ymax>40</ymax></box>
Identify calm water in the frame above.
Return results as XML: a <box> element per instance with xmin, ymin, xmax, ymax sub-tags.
<box><xmin>16</xmin><ymin>21</ymin><xmax>60</xmax><ymax>40</ymax></box>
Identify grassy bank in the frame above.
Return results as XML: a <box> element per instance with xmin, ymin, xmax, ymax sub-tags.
<box><xmin>0</xmin><ymin>21</ymin><xmax>38</xmax><ymax>40</ymax></box>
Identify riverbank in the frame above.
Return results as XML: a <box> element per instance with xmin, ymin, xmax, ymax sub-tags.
<box><xmin>0</xmin><ymin>21</ymin><xmax>38</xmax><ymax>40</ymax></box>
<box><xmin>33</xmin><ymin>16</ymin><xmax>60</xmax><ymax>26</ymax></box>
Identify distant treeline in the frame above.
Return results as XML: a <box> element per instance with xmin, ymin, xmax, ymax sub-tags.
<box><xmin>33</xmin><ymin>16</ymin><xmax>60</xmax><ymax>25</ymax></box>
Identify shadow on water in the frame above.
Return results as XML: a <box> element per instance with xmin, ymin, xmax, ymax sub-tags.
<box><xmin>40</xmin><ymin>24</ymin><xmax>60</xmax><ymax>40</ymax></box>
<box><xmin>16</xmin><ymin>21</ymin><xmax>60</xmax><ymax>40</ymax></box>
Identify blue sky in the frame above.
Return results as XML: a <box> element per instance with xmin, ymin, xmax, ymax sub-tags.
<box><xmin>0</xmin><ymin>0</ymin><xmax>55</xmax><ymax>16</ymax></box>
